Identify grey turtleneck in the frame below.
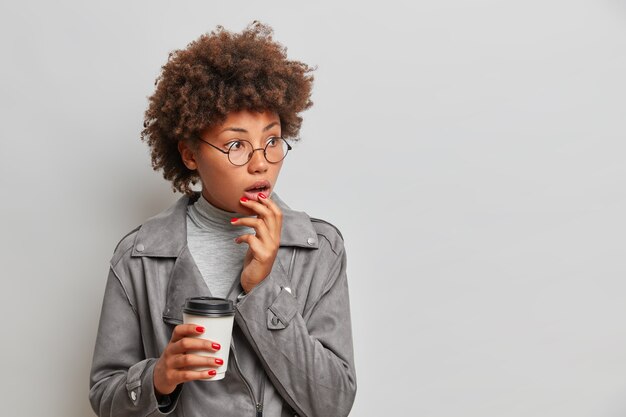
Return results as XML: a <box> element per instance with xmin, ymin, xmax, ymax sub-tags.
<box><xmin>186</xmin><ymin>194</ymin><xmax>255</xmax><ymax>298</ymax></box>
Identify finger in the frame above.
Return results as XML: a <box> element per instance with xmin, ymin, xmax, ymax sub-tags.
<box><xmin>230</xmin><ymin>216</ymin><xmax>262</xmax><ymax>229</ymax></box>
<box><xmin>170</xmin><ymin>323</ymin><xmax>207</xmax><ymax>343</ymax></box>
<box><xmin>236</xmin><ymin>198</ymin><xmax>279</xmax><ymax>240</ymax></box>
<box><xmin>235</xmin><ymin>235</ymin><xmax>272</xmax><ymax>262</ymax></box>
<box><xmin>170</xmin><ymin>336</ymin><xmax>221</xmax><ymax>355</ymax></box>
<box><xmin>171</xmin><ymin>354</ymin><xmax>224</xmax><ymax>370</ymax></box>
<box><xmin>234</xmin><ymin>233</ymin><xmax>263</xmax><ymax>252</ymax></box>
<box><xmin>257</xmin><ymin>193</ymin><xmax>282</xmax><ymax>217</ymax></box>
<box><xmin>239</xmin><ymin>196</ymin><xmax>273</xmax><ymax>220</ymax></box>
<box><xmin>256</xmin><ymin>193</ymin><xmax>283</xmax><ymax>236</ymax></box>
<box><xmin>175</xmin><ymin>369</ymin><xmax>219</xmax><ymax>383</ymax></box>
<box><xmin>231</xmin><ymin>217</ymin><xmax>272</xmax><ymax>242</ymax></box>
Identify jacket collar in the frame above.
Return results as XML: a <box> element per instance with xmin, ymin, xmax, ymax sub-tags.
<box><xmin>131</xmin><ymin>191</ymin><xmax>319</xmax><ymax>258</ymax></box>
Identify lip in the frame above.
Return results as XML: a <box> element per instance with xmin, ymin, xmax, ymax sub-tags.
<box><xmin>245</xmin><ymin>180</ymin><xmax>271</xmax><ymax>191</ymax></box>
<box><xmin>243</xmin><ymin>180</ymin><xmax>271</xmax><ymax>200</ymax></box>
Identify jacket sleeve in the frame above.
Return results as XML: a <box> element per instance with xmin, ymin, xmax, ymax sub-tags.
<box><xmin>235</xmin><ymin>237</ymin><xmax>357</xmax><ymax>417</ymax></box>
<box><xmin>89</xmin><ymin>266</ymin><xmax>182</xmax><ymax>417</ymax></box>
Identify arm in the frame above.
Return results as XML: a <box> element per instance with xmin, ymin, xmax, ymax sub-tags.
<box><xmin>89</xmin><ymin>267</ymin><xmax>181</xmax><ymax>417</ymax></box>
<box><xmin>235</xmin><ymin>240</ymin><xmax>357</xmax><ymax>417</ymax></box>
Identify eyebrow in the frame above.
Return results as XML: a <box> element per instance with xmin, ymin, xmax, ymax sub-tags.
<box><xmin>219</xmin><ymin>121</ymin><xmax>280</xmax><ymax>134</ymax></box>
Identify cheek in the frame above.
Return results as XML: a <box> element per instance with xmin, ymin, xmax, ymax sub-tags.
<box><xmin>195</xmin><ymin>156</ymin><xmax>229</xmax><ymax>184</ymax></box>
<box><xmin>271</xmin><ymin>163</ymin><xmax>284</xmax><ymax>179</ymax></box>
<box><xmin>199</xmin><ymin>166</ymin><xmax>246</xmax><ymax>200</ymax></box>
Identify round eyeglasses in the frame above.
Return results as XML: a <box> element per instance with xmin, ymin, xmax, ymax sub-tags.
<box><xmin>197</xmin><ymin>136</ymin><xmax>292</xmax><ymax>166</ymax></box>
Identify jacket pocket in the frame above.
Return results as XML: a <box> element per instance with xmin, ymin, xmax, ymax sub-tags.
<box><xmin>125</xmin><ymin>360</ymin><xmax>148</xmax><ymax>406</ymax></box>
<box><xmin>267</xmin><ymin>287</ymin><xmax>298</xmax><ymax>330</ymax></box>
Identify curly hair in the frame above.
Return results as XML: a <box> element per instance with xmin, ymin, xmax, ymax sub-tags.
<box><xmin>141</xmin><ymin>21</ymin><xmax>315</xmax><ymax>195</ymax></box>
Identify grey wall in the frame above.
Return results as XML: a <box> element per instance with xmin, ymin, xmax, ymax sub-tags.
<box><xmin>1</xmin><ymin>1</ymin><xmax>625</xmax><ymax>416</ymax></box>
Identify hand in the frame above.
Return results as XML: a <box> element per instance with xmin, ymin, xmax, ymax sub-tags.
<box><xmin>231</xmin><ymin>193</ymin><xmax>283</xmax><ymax>293</ymax></box>
<box><xmin>153</xmin><ymin>324</ymin><xmax>223</xmax><ymax>396</ymax></box>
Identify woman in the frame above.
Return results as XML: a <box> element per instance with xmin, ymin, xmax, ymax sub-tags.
<box><xmin>89</xmin><ymin>21</ymin><xmax>357</xmax><ymax>417</ymax></box>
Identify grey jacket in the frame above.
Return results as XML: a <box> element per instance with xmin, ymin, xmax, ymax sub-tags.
<box><xmin>89</xmin><ymin>192</ymin><xmax>357</xmax><ymax>417</ymax></box>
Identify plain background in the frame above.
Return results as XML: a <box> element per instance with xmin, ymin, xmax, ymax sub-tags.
<box><xmin>1</xmin><ymin>1</ymin><xmax>625</xmax><ymax>416</ymax></box>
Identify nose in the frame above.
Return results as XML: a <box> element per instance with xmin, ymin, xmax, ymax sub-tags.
<box><xmin>247</xmin><ymin>147</ymin><xmax>268</xmax><ymax>173</ymax></box>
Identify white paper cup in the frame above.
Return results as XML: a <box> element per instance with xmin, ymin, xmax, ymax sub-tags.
<box><xmin>182</xmin><ymin>297</ymin><xmax>235</xmax><ymax>381</ymax></box>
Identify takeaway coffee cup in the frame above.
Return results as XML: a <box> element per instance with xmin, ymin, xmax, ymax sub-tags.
<box><xmin>183</xmin><ymin>297</ymin><xmax>235</xmax><ymax>381</ymax></box>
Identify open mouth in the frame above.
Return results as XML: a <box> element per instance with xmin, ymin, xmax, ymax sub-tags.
<box><xmin>244</xmin><ymin>181</ymin><xmax>271</xmax><ymax>199</ymax></box>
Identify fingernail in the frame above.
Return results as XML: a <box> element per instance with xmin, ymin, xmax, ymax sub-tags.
<box><xmin>230</xmin><ymin>217</ymin><xmax>238</xmax><ymax>223</ymax></box>
<box><xmin>240</xmin><ymin>197</ymin><xmax>248</xmax><ymax>202</ymax></box>
<box><xmin>258</xmin><ymin>192</ymin><xmax>266</xmax><ymax>199</ymax></box>
<box><xmin>215</xmin><ymin>358</ymin><xmax>224</xmax><ymax>365</ymax></box>
<box><xmin>208</xmin><ymin>369</ymin><xmax>216</xmax><ymax>376</ymax></box>
<box><xmin>196</xmin><ymin>326</ymin><xmax>205</xmax><ymax>333</ymax></box>
<box><xmin>212</xmin><ymin>342</ymin><xmax>221</xmax><ymax>350</ymax></box>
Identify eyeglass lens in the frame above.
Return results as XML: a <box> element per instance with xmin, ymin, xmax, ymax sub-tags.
<box><xmin>228</xmin><ymin>138</ymin><xmax>289</xmax><ymax>165</ymax></box>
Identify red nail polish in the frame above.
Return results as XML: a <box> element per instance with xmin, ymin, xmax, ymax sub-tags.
<box><xmin>208</xmin><ymin>369</ymin><xmax>216</xmax><ymax>376</ymax></box>
<box><xmin>215</xmin><ymin>358</ymin><xmax>224</xmax><ymax>365</ymax></box>
<box><xmin>231</xmin><ymin>217</ymin><xmax>238</xmax><ymax>223</ymax></box>
<box><xmin>258</xmin><ymin>193</ymin><xmax>266</xmax><ymax>199</ymax></box>
<box><xmin>196</xmin><ymin>326</ymin><xmax>205</xmax><ymax>333</ymax></box>
<box><xmin>240</xmin><ymin>197</ymin><xmax>248</xmax><ymax>202</ymax></box>
<box><xmin>212</xmin><ymin>342</ymin><xmax>221</xmax><ymax>350</ymax></box>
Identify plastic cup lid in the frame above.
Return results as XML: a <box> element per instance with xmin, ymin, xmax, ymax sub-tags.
<box><xmin>183</xmin><ymin>297</ymin><xmax>235</xmax><ymax>316</ymax></box>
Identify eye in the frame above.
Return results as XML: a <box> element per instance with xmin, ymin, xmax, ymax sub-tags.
<box><xmin>266</xmin><ymin>136</ymin><xmax>279</xmax><ymax>147</ymax></box>
<box><xmin>227</xmin><ymin>140</ymin><xmax>244</xmax><ymax>151</ymax></box>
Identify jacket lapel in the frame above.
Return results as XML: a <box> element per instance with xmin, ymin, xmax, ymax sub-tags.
<box><xmin>162</xmin><ymin>246</ymin><xmax>212</xmax><ymax>325</ymax></box>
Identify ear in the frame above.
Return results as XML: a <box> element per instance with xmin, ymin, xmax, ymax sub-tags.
<box><xmin>178</xmin><ymin>140</ymin><xmax>198</xmax><ymax>170</ymax></box>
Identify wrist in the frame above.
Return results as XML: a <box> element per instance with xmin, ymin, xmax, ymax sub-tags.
<box><xmin>154</xmin><ymin>384</ymin><xmax>175</xmax><ymax>397</ymax></box>
<box><xmin>153</xmin><ymin>361</ymin><xmax>176</xmax><ymax>396</ymax></box>
<box><xmin>240</xmin><ymin>273</ymin><xmax>256</xmax><ymax>294</ymax></box>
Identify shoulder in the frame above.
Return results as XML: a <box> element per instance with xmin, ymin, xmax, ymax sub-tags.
<box><xmin>110</xmin><ymin>225</ymin><xmax>140</xmax><ymax>267</ymax></box>
<box><xmin>109</xmin><ymin>194</ymin><xmax>191</xmax><ymax>267</ymax></box>
<box><xmin>308</xmin><ymin>216</ymin><xmax>345</xmax><ymax>256</ymax></box>
<box><xmin>272</xmin><ymin>192</ymin><xmax>346</xmax><ymax>254</ymax></box>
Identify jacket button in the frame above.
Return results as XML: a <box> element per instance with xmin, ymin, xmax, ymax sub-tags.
<box><xmin>136</xmin><ymin>244</ymin><xmax>145</xmax><ymax>252</ymax></box>
<box><xmin>307</xmin><ymin>238</ymin><xmax>315</xmax><ymax>246</ymax></box>
<box><xmin>131</xmin><ymin>391</ymin><xmax>137</xmax><ymax>401</ymax></box>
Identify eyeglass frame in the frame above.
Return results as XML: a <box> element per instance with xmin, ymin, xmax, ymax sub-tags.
<box><xmin>195</xmin><ymin>136</ymin><xmax>293</xmax><ymax>166</ymax></box>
